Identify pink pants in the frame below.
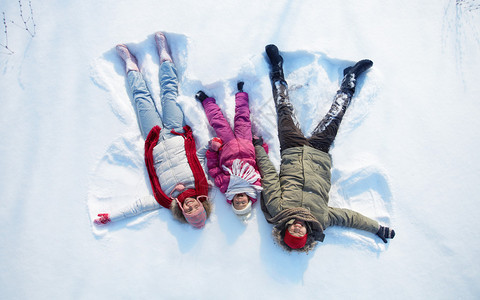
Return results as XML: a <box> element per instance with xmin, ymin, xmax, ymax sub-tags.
<box><xmin>201</xmin><ymin>92</ymin><xmax>252</xmax><ymax>143</ymax></box>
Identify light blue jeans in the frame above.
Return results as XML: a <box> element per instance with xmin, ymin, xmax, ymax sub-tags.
<box><xmin>127</xmin><ymin>61</ymin><xmax>186</xmax><ymax>140</ymax></box>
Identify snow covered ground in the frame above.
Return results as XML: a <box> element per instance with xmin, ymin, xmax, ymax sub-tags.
<box><xmin>1</xmin><ymin>0</ymin><xmax>479</xmax><ymax>299</ymax></box>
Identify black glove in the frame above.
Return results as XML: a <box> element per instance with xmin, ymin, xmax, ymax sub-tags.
<box><xmin>252</xmin><ymin>135</ymin><xmax>263</xmax><ymax>146</ymax></box>
<box><xmin>376</xmin><ymin>225</ymin><xmax>395</xmax><ymax>243</ymax></box>
<box><xmin>195</xmin><ymin>90</ymin><xmax>208</xmax><ymax>102</ymax></box>
<box><xmin>237</xmin><ymin>81</ymin><xmax>244</xmax><ymax>92</ymax></box>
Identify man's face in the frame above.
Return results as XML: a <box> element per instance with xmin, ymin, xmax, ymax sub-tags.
<box><xmin>287</xmin><ymin>220</ymin><xmax>307</xmax><ymax>237</ymax></box>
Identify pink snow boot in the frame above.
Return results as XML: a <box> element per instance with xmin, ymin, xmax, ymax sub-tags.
<box><xmin>116</xmin><ymin>44</ymin><xmax>139</xmax><ymax>73</ymax></box>
<box><xmin>154</xmin><ymin>32</ymin><xmax>173</xmax><ymax>64</ymax></box>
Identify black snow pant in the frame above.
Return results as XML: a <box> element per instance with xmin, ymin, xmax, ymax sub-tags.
<box><xmin>271</xmin><ymin>79</ymin><xmax>353</xmax><ymax>153</ymax></box>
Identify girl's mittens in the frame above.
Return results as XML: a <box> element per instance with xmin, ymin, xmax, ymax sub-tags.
<box><xmin>209</xmin><ymin>137</ymin><xmax>223</xmax><ymax>152</ymax></box>
<box><xmin>94</xmin><ymin>213</ymin><xmax>111</xmax><ymax>225</ymax></box>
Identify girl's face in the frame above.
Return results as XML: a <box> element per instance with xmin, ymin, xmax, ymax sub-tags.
<box><xmin>183</xmin><ymin>197</ymin><xmax>201</xmax><ymax>214</ymax></box>
<box><xmin>233</xmin><ymin>193</ymin><xmax>249</xmax><ymax>210</ymax></box>
<box><xmin>287</xmin><ymin>220</ymin><xmax>307</xmax><ymax>237</ymax></box>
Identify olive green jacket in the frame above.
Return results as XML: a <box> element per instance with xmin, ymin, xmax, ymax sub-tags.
<box><xmin>255</xmin><ymin>144</ymin><xmax>379</xmax><ymax>236</ymax></box>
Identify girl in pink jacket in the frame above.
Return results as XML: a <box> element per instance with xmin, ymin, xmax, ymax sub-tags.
<box><xmin>195</xmin><ymin>82</ymin><xmax>263</xmax><ymax>220</ymax></box>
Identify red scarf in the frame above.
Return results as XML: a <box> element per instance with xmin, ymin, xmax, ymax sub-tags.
<box><xmin>144</xmin><ymin>125</ymin><xmax>209</xmax><ymax>208</ymax></box>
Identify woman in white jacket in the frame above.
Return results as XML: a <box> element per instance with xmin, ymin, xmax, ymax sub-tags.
<box><xmin>94</xmin><ymin>32</ymin><xmax>211</xmax><ymax>228</ymax></box>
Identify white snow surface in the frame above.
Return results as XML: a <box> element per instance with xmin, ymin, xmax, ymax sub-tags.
<box><xmin>1</xmin><ymin>0</ymin><xmax>480</xmax><ymax>299</ymax></box>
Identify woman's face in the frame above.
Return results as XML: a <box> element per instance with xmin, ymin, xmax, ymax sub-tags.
<box><xmin>287</xmin><ymin>220</ymin><xmax>307</xmax><ymax>237</ymax></box>
<box><xmin>233</xmin><ymin>193</ymin><xmax>249</xmax><ymax>210</ymax></box>
<box><xmin>183</xmin><ymin>197</ymin><xmax>201</xmax><ymax>214</ymax></box>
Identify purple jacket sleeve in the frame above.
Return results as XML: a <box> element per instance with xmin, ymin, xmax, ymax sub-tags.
<box><xmin>206</xmin><ymin>149</ymin><xmax>229</xmax><ymax>193</ymax></box>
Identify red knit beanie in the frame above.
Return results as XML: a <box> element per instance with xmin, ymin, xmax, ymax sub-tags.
<box><xmin>284</xmin><ymin>230</ymin><xmax>308</xmax><ymax>249</ymax></box>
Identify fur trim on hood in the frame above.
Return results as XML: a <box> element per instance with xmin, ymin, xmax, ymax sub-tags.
<box><xmin>269</xmin><ymin>207</ymin><xmax>325</xmax><ymax>252</ymax></box>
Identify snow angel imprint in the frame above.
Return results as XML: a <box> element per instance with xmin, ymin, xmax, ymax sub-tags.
<box><xmin>256</xmin><ymin>44</ymin><xmax>395</xmax><ymax>252</ymax></box>
<box><xmin>194</xmin><ymin>82</ymin><xmax>265</xmax><ymax>221</ymax></box>
<box><xmin>94</xmin><ymin>32</ymin><xmax>211</xmax><ymax>229</ymax></box>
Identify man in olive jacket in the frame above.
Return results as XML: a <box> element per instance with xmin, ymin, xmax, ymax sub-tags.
<box><xmin>255</xmin><ymin>45</ymin><xmax>395</xmax><ymax>252</ymax></box>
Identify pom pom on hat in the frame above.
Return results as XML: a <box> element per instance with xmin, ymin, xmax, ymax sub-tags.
<box><xmin>184</xmin><ymin>207</ymin><xmax>207</xmax><ymax>229</ymax></box>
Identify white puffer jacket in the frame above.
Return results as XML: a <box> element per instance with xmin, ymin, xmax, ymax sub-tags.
<box><xmin>104</xmin><ymin>131</ymin><xmax>207</xmax><ymax>223</ymax></box>
<box><xmin>153</xmin><ymin>133</ymin><xmax>207</xmax><ymax>198</ymax></box>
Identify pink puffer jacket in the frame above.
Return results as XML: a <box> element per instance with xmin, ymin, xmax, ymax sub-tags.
<box><xmin>202</xmin><ymin>92</ymin><xmax>261</xmax><ymax>203</ymax></box>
